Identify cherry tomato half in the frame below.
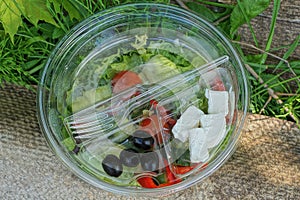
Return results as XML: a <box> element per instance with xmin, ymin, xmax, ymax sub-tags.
<box><xmin>111</xmin><ymin>71</ymin><xmax>142</xmax><ymax>94</ymax></box>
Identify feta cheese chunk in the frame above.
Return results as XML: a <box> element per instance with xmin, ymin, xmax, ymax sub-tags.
<box><xmin>171</xmin><ymin>87</ymin><xmax>230</xmax><ymax>164</ymax></box>
<box><xmin>200</xmin><ymin>114</ymin><xmax>227</xmax><ymax>148</ymax></box>
<box><xmin>189</xmin><ymin>128</ymin><xmax>209</xmax><ymax>163</ymax></box>
<box><xmin>172</xmin><ymin>127</ymin><xmax>189</xmax><ymax>143</ymax></box>
<box><xmin>172</xmin><ymin>105</ymin><xmax>204</xmax><ymax>142</ymax></box>
<box><xmin>205</xmin><ymin>89</ymin><xmax>229</xmax><ymax>115</ymax></box>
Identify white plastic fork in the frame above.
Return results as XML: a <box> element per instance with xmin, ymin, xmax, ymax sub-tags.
<box><xmin>63</xmin><ymin>55</ymin><xmax>229</xmax><ymax>140</ymax></box>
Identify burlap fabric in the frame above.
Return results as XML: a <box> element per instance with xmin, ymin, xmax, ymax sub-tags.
<box><xmin>0</xmin><ymin>84</ymin><xmax>299</xmax><ymax>199</ymax></box>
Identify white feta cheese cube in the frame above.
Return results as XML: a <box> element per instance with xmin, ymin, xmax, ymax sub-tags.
<box><xmin>172</xmin><ymin>126</ymin><xmax>189</xmax><ymax>143</ymax></box>
<box><xmin>189</xmin><ymin>128</ymin><xmax>209</xmax><ymax>163</ymax></box>
<box><xmin>205</xmin><ymin>89</ymin><xmax>229</xmax><ymax>115</ymax></box>
<box><xmin>200</xmin><ymin>113</ymin><xmax>227</xmax><ymax>148</ymax></box>
<box><xmin>172</xmin><ymin>105</ymin><xmax>204</xmax><ymax>142</ymax></box>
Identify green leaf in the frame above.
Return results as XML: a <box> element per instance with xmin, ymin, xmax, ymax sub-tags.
<box><xmin>50</xmin><ymin>0</ymin><xmax>85</xmax><ymax>20</ymax></box>
<box><xmin>217</xmin><ymin>18</ymin><xmax>232</xmax><ymax>36</ymax></box>
<box><xmin>185</xmin><ymin>2</ymin><xmax>233</xmax><ymax>36</ymax></box>
<box><xmin>48</xmin><ymin>0</ymin><xmax>62</xmax><ymax>13</ymax></box>
<box><xmin>38</xmin><ymin>23</ymin><xmax>56</xmax><ymax>39</ymax></box>
<box><xmin>20</xmin><ymin>0</ymin><xmax>58</xmax><ymax>27</ymax></box>
<box><xmin>185</xmin><ymin>2</ymin><xmax>220</xmax><ymax>22</ymax></box>
<box><xmin>244</xmin><ymin>54</ymin><xmax>264</xmax><ymax>63</ymax></box>
<box><xmin>0</xmin><ymin>0</ymin><xmax>22</xmax><ymax>42</ymax></box>
<box><xmin>230</xmin><ymin>0</ymin><xmax>270</xmax><ymax>36</ymax></box>
<box><xmin>0</xmin><ymin>0</ymin><xmax>58</xmax><ymax>42</ymax></box>
<box><xmin>52</xmin><ymin>27</ymin><xmax>65</xmax><ymax>39</ymax></box>
<box><xmin>61</xmin><ymin>0</ymin><xmax>82</xmax><ymax>20</ymax></box>
<box><xmin>62</xmin><ymin>137</ymin><xmax>76</xmax><ymax>151</ymax></box>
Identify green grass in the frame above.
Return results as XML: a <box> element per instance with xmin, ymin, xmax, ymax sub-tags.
<box><xmin>0</xmin><ymin>0</ymin><xmax>299</xmax><ymax>126</ymax></box>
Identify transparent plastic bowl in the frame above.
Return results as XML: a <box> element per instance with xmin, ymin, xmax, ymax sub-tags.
<box><xmin>37</xmin><ymin>3</ymin><xmax>249</xmax><ymax>197</ymax></box>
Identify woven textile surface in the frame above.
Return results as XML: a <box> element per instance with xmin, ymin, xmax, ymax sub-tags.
<box><xmin>1</xmin><ymin>84</ymin><xmax>299</xmax><ymax>200</ymax></box>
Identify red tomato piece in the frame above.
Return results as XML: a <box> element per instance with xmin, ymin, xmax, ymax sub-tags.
<box><xmin>173</xmin><ymin>163</ymin><xmax>208</xmax><ymax>174</ymax></box>
<box><xmin>137</xmin><ymin>176</ymin><xmax>158</xmax><ymax>188</ymax></box>
<box><xmin>140</xmin><ymin>115</ymin><xmax>161</xmax><ymax>144</ymax></box>
<box><xmin>164</xmin><ymin>160</ymin><xmax>181</xmax><ymax>184</ymax></box>
<box><xmin>140</xmin><ymin>118</ymin><xmax>152</xmax><ymax>127</ymax></box>
<box><xmin>167</xmin><ymin>118</ymin><xmax>177</xmax><ymax>127</ymax></box>
<box><xmin>111</xmin><ymin>71</ymin><xmax>142</xmax><ymax>94</ymax></box>
<box><xmin>212</xmin><ymin>77</ymin><xmax>226</xmax><ymax>91</ymax></box>
<box><xmin>149</xmin><ymin>99</ymin><xmax>158</xmax><ymax>108</ymax></box>
<box><xmin>137</xmin><ymin>176</ymin><xmax>181</xmax><ymax>188</ymax></box>
<box><xmin>173</xmin><ymin>166</ymin><xmax>195</xmax><ymax>174</ymax></box>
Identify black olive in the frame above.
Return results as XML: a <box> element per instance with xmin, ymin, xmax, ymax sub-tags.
<box><xmin>140</xmin><ymin>151</ymin><xmax>159</xmax><ymax>172</ymax></box>
<box><xmin>119</xmin><ymin>149</ymin><xmax>140</xmax><ymax>167</ymax></box>
<box><xmin>72</xmin><ymin>145</ymin><xmax>80</xmax><ymax>154</ymax></box>
<box><xmin>102</xmin><ymin>154</ymin><xmax>123</xmax><ymax>177</ymax></box>
<box><xmin>132</xmin><ymin>130</ymin><xmax>154</xmax><ymax>150</ymax></box>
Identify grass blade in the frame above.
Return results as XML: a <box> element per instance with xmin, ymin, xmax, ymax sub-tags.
<box><xmin>260</xmin><ymin>0</ymin><xmax>281</xmax><ymax>64</ymax></box>
<box><xmin>274</xmin><ymin>34</ymin><xmax>300</xmax><ymax>70</ymax></box>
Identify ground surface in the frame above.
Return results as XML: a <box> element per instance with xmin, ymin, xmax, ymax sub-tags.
<box><xmin>0</xmin><ymin>84</ymin><xmax>299</xmax><ymax>200</ymax></box>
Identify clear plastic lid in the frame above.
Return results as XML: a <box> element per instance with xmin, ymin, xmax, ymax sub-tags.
<box><xmin>38</xmin><ymin>3</ymin><xmax>248</xmax><ymax>196</ymax></box>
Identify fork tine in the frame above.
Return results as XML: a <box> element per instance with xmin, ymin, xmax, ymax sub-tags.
<box><xmin>67</xmin><ymin>113</ymin><xmax>112</xmax><ymax>128</ymax></box>
<box><xmin>75</xmin><ymin>127</ymin><xmax>115</xmax><ymax>140</ymax></box>
<box><xmin>66</xmin><ymin>112</ymin><xmax>108</xmax><ymax>125</ymax></box>
<box><xmin>74</xmin><ymin>117</ymin><xmax>141</xmax><ymax>140</ymax></box>
<box><xmin>70</xmin><ymin>122</ymin><xmax>115</xmax><ymax>134</ymax></box>
<box><xmin>64</xmin><ymin>102</ymin><xmax>124</xmax><ymax>131</ymax></box>
<box><xmin>71</xmin><ymin>118</ymin><xmax>115</xmax><ymax>135</ymax></box>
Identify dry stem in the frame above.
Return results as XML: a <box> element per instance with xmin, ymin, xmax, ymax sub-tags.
<box><xmin>232</xmin><ymin>40</ymin><xmax>300</xmax><ymax>82</ymax></box>
<box><xmin>213</xmin><ymin>14</ymin><xmax>231</xmax><ymax>25</ymax></box>
<box><xmin>175</xmin><ymin>0</ymin><xmax>191</xmax><ymax>11</ymax></box>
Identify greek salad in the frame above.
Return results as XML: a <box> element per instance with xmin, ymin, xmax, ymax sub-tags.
<box><xmin>57</xmin><ymin>35</ymin><xmax>234</xmax><ymax>188</ymax></box>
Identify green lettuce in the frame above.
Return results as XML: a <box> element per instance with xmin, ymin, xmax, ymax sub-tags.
<box><xmin>70</xmin><ymin>84</ymin><xmax>112</xmax><ymax>112</ymax></box>
<box><xmin>139</xmin><ymin>54</ymin><xmax>181</xmax><ymax>84</ymax></box>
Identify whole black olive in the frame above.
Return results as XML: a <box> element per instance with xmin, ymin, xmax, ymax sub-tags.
<box><xmin>140</xmin><ymin>151</ymin><xmax>159</xmax><ymax>172</ymax></box>
<box><xmin>119</xmin><ymin>149</ymin><xmax>140</xmax><ymax>167</ymax></box>
<box><xmin>102</xmin><ymin>154</ymin><xmax>123</xmax><ymax>177</ymax></box>
<box><xmin>132</xmin><ymin>130</ymin><xmax>154</xmax><ymax>150</ymax></box>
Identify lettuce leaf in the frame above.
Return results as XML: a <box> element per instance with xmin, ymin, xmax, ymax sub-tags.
<box><xmin>139</xmin><ymin>54</ymin><xmax>181</xmax><ymax>84</ymax></box>
<box><xmin>70</xmin><ymin>84</ymin><xmax>112</xmax><ymax>112</ymax></box>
